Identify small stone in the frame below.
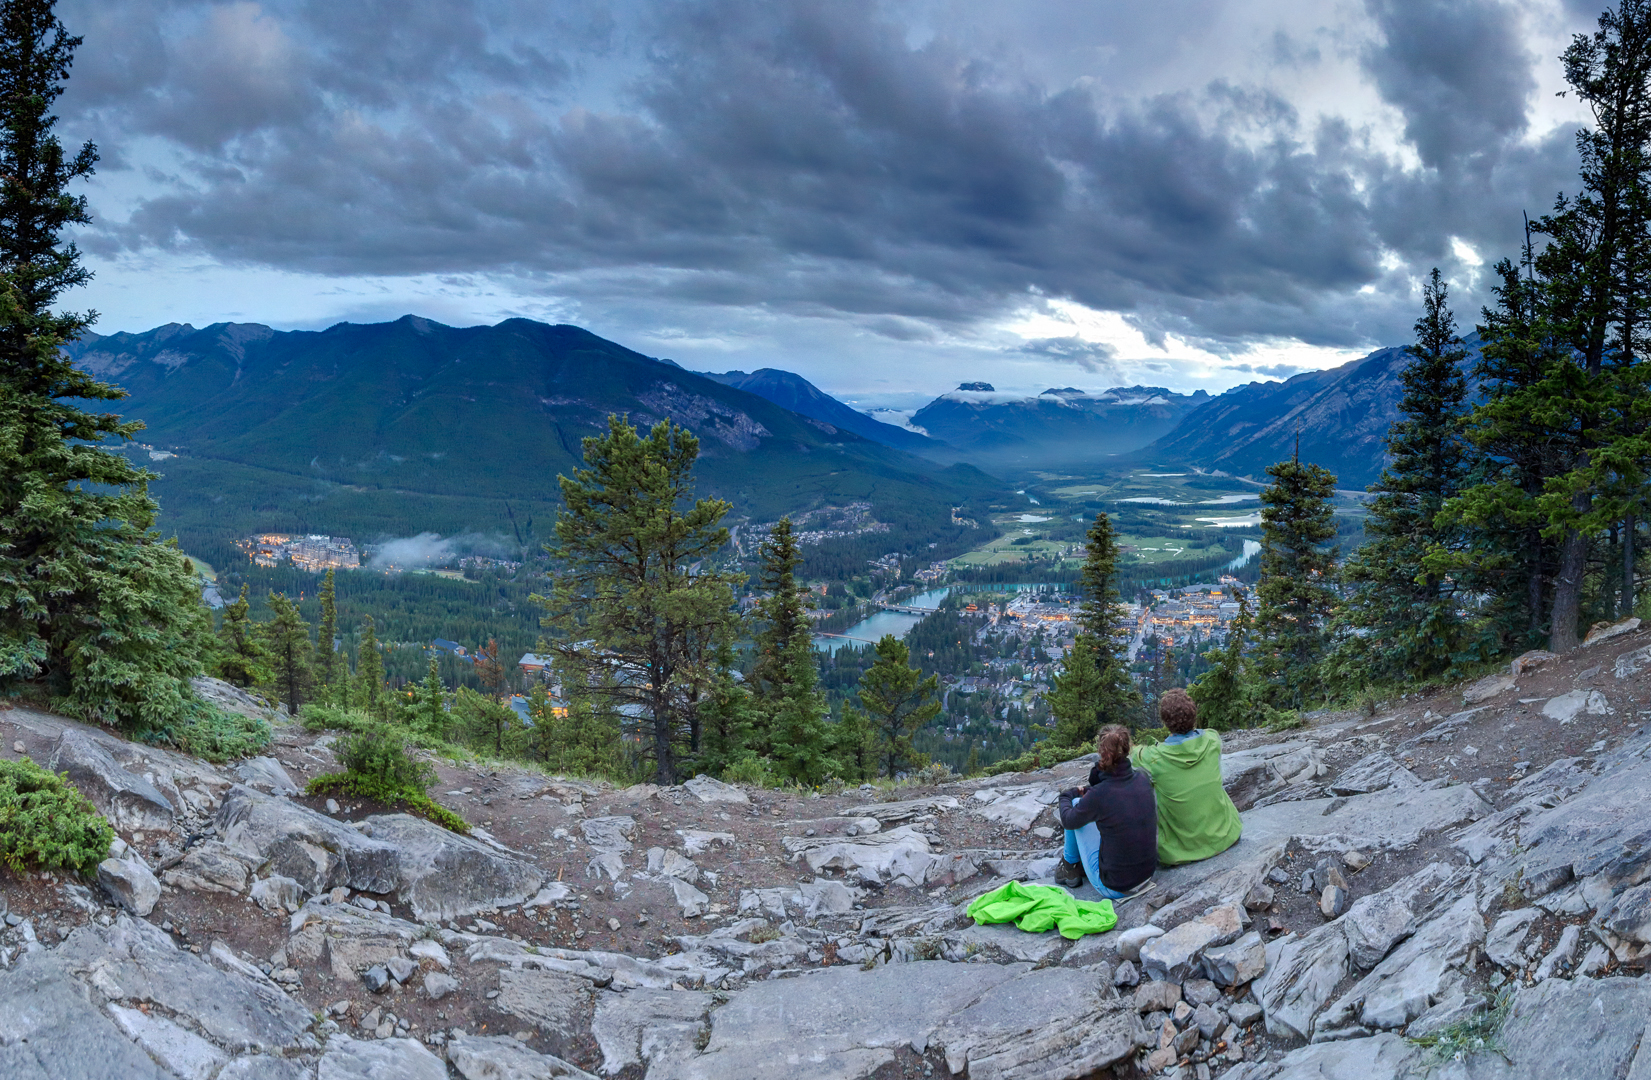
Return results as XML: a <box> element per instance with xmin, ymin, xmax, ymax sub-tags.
<box><xmin>363</xmin><ymin>965</ymin><xmax>392</xmax><ymax>993</ymax></box>
<box><xmin>1266</xmin><ymin>867</ymin><xmax>1290</xmax><ymax>886</ymax></box>
<box><xmin>1171</xmin><ymin>1025</ymin><xmax>1199</xmax><ymax>1055</ymax></box>
<box><xmin>486</xmin><ymin>989</ymin><xmax>501</xmax><ymax>1000</ymax></box>
<box><xmin>11</xmin><ymin>741</ymin><xmax>23</xmax><ymax>754</ymax></box>
<box><xmin>1299</xmin><ymin>871</ymin><xmax>1315</xmax><ymax>895</ymax></box>
<box><xmin>1202</xmin><ymin>932</ymin><xmax>1267</xmax><ymax>987</ymax></box>
<box><xmin>326</xmin><ymin>799</ymin><xmax>340</xmax><ymax>814</ymax></box>
<box><xmin>1146</xmin><ymin>1047</ymin><xmax>1177</xmax><ymax>1072</ymax></box>
<box><xmin>329</xmin><ymin>1000</ymin><xmax>352</xmax><ymax>1017</ymax></box>
<box><xmin>1228</xmin><ymin>1000</ymin><xmax>1262</xmax><ymax>1028</ymax></box>
<box><xmin>1134</xmin><ymin>980</ymin><xmax>1182</xmax><ymax>1013</ymax></box>
<box><xmin>1172</xmin><ymin>1001</ymin><xmax>1193</xmax><ymax>1025</ymax></box>
<box><xmin>1192</xmin><ymin>1002</ymin><xmax>1223</xmax><ymax>1041</ymax></box>
<box><xmin>607</xmin><ymin>918</ymin><xmax>621</xmax><ymax>931</ymax></box>
<box><xmin>1181</xmin><ymin>978</ymin><xmax>1221</xmax><ymax>1006</ymax></box>
<box><xmin>360</xmin><ymin>1007</ymin><xmax>381</xmax><ymax>1031</ymax></box>
<box><xmin>1119</xmin><ymin>924</ymin><xmax>1166</xmax><ymax>961</ymax></box>
<box><xmin>1112</xmin><ymin>960</ymin><xmax>1139</xmax><ymax>987</ymax></box>
<box><xmin>1319</xmin><ymin>885</ymin><xmax>1348</xmax><ymax>919</ymax></box>
<box><xmin>387</xmin><ymin>956</ymin><xmax>418</xmax><ymax>984</ymax></box>
<box><xmin>1242</xmin><ymin>884</ymin><xmax>1274</xmax><ymax>911</ymax></box>
<box><xmin>423</xmin><ymin>972</ymin><xmax>459</xmax><ymax>1001</ymax></box>
<box><xmin>1031</xmin><ymin>826</ymin><xmax>1055</xmax><ymax>840</ymax></box>
<box><xmin>1578</xmin><ymin>943</ymin><xmax>1611</xmax><ymax>977</ymax></box>
<box><xmin>1341</xmin><ymin>850</ymin><xmax>1371</xmax><ymax>872</ymax></box>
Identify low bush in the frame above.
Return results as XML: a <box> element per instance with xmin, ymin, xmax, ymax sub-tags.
<box><xmin>306</xmin><ymin>724</ymin><xmax>469</xmax><ymax>833</ymax></box>
<box><xmin>170</xmin><ymin>707</ymin><xmax>271</xmax><ymax>762</ymax></box>
<box><xmin>0</xmin><ymin>758</ymin><xmax>114</xmax><ymax>873</ymax></box>
<box><xmin>984</xmin><ymin>742</ymin><xmax>1089</xmax><ymax>776</ymax></box>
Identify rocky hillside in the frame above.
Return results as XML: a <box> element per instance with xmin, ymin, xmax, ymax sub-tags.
<box><xmin>4</xmin><ymin>621</ymin><xmax>1651</xmax><ymax>1078</ymax></box>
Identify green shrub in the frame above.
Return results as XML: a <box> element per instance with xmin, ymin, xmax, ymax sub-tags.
<box><xmin>0</xmin><ymin>758</ymin><xmax>114</xmax><ymax>873</ymax></box>
<box><xmin>170</xmin><ymin>707</ymin><xmax>271</xmax><ymax>762</ymax></box>
<box><xmin>722</xmin><ymin>752</ymin><xmax>781</xmax><ymax>789</ymax></box>
<box><xmin>306</xmin><ymin>724</ymin><xmax>469</xmax><ymax>833</ymax></box>
<box><xmin>299</xmin><ymin>703</ymin><xmax>375</xmax><ymax>735</ymax></box>
<box><xmin>984</xmin><ymin>742</ymin><xmax>1090</xmax><ymax>776</ymax></box>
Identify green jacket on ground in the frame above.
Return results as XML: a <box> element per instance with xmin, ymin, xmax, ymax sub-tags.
<box><xmin>1130</xmin><ymin>730</ymin><xmax>1242</xmax><ymax>866</ymax></box>
<box><xmin>966</xmin><ymin>880</ymin><xmax>1117</xmax><ymax>939</ymax></box>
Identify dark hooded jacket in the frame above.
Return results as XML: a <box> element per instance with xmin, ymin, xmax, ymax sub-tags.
<box><xmin>1057</xmin><ymin>762</ymin><xmax>1158</xmax><ymax>892</ymax></box>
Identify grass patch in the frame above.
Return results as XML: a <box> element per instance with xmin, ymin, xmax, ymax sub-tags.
<box><xmin>306</xmin><ymin>723</ymin><xmax>470</xmax><ymax>834</ymax></box>
<box><xmin>1408</xmin><ymin>988</ymin><xmax>1513</xmax><ymax>1065</ymax></box>
<box><xmin>0</xmin><ymin>758</ymin><xmax>115</xmax><ymax>874</ymax></box>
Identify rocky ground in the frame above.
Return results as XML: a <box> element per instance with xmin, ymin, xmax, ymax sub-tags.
<box><xmin>4</xmin><ymin>617</ymin><xmax>1651</xmax><ymax>1078</ymax></box>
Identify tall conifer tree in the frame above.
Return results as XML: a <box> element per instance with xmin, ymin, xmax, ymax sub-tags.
<box><xmin>314</xmin><ymin>569</ymin><xmax>340</xmax><ymax>694</ymax></box>
<box><xmin>214</xmin><ymin>584</ymin><xmax>267</xmax><ymax>689</ymax></box>
<box><xmin>749</xmin><ymin>519</ymin><xmax>831</xmax><ymax>781</ymax></box>
<box><xmin>1048</xmin><ymin>511</ymin><xmax>1139</xmax><ymax>744</ymax></box>
<box><xmin>258</xmin><ymin>592</ymin><xmax>314</xmax><ymax>716</ymax></box>
<box><xmin>845</xmin><ymin>635</ymin><xmax>938</xmax><ymax>777</ymax></box>
<box><xmin>0</xmin><ymin>0</ymin><xmax>216</xmax><ymax>733</ymax></box>
<box><xmin>1253</xmin><ymin>448</ymin><xmax>1339</xmax><ymax>708</ymax></box>
<box><xmin>355</xmin><ymin>616</ymin><xmax>386</xmax><ymax>721</ymax></box>
<box><xmin>1336</xmin><ymin>270</ymin><xmax>1470</xmax><ymax>682</ymax></box>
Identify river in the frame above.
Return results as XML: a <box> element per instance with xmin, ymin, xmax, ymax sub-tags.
<box><xmin>813</xmin><ymin>586</ymin><xmax>951</xmax><ymax>654</ymax></box>
<box><xmin>1225</xmin><ymin>539</ymin><xmax>1262</xmax><ymax>569</ymax></box>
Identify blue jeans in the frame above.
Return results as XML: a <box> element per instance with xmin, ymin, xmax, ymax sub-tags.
<box><xmin>1063</xmin><ymin>823</ymin><xmax>1131</xmax><ymax>899</ymax></box>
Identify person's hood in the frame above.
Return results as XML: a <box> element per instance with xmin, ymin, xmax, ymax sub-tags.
<box><xmin>1151</xmin><ymin>730</ymin><xmax>1222</xmax><ymax>768</ymax></box>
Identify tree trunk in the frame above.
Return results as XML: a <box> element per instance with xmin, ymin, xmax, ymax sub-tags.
<box><xmin>1627</xmin><ymin>514</ymin><xmax>1639</xmax><ymax>618</ymax></box>
<box><xmin>1550</xmin><ymin>523</ymin><xmax>1588</xmax><ymax>652</ymax></box>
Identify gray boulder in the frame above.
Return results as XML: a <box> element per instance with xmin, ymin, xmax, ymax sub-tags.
<box><xmin>581</xmin><ymin>816</ymin><xmax>636</xmax><ymax>852</ymax></box>
<box><xmin>249</xmin><ymin>874</ymin><xmax>306</xmax><ymax>914</ymax></box>
<box><xmin>317</xmin><ymin>1035</ymin><xmax>446</xmax><ymax>1080</ymax></box>
<box><xmin>592</xmin><ymin>988</ymin><xmax>716</xmax><ymax>1075</ymax></box>
<box><xmin>928</xmin><ymin>965</ymin><xmax>1138</xmax><ymax>1079</ymax></box>
<box><xmin>1494</xmin><ymin>975</ymin><xmax>1651</xmax><ymax>1079</ymax></box>
<box><xmin>1138</xmin><ymin>904</ymin><xmax>1242</xmax><ymax>982</ymax></box>
<box><xmin>497</xmin><ymin>968</ymin><xmax>591</xmax><ymax>1034</ymax></box>
<box><xmin>364</xmin><ymin>813</ymin><xmax>545</xmax><ymax>921</ymax></box>
<box><xmin>1599</xmin><ymin>881</ymin><xmax>1651</xmax><ymax>944</ymax></box>
<box><xmin>449</xmin><ymin>1032</ymin><xmax>600</xmax><ymax>1079</ymax></box>
<box><xmin>216</xmin><ymin>785</ymin><xmax>401</xmax><ymax>896</ymax></box>
<box><xmin>1328</xmin><ymin>752</ymin><xmax>1420</xmax><ymax>797</ymax></box>
<box><xmin>233</xmin><ymin>756</ymin><xmax>300</xmax><ymax>796</ymax></box>
<box><xmin>49</xmin><ymin>729</ymin><xmax>176</xmax><ymax>832</ymax></box>
<box><xmin>1314</xmin><ymin>895</ymin><xmax>1485</xmax><ymax>1038</ymax></box>
<box><xmin>162</xmin><ymin>840</ymin><xmax>253</xmax><ymax>894</ymax></box>
<box><xmin>98</xmin><ymin>855</ymin><xmax>161</xmax><ymax>916</ymax></box>
<box><xmin>1342</xmin><ymin>891</ymin><xmax>1416</xmax><ymax>970</ymax></box>
<box><xmin>839</xmin><ymin>795</ymin><xmax>959</xmax><ymax>824</ymax></box>
<box><xmin>1257</xmin><ymin>923</ymin><xmax>1348</xmax><ymax>1041</ymax></box>
<box><xmin>1203</xmin><ymin>930</ymin><xmax>1267</xmax><ymax>986</ymax></box>
<box><xmin>1486</xmin><ymin>908</ymin><xmax>1541</xmax><ymax>969</ymax></box>
<box><xmin>682</xmin><ymin>775</ymin><xmax>749</xmax><ymax>804</ymax></box>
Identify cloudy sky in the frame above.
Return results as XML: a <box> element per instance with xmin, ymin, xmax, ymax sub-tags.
<box><xmin>60</xmin><ymin>0</ymin><xmax>1600</xmax><ymax>408</ymax></box>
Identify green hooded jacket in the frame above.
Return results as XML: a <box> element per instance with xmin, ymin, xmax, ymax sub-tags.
<box><xmin>1129</xmin><ymin>730</ymin><xmax>1242</xmax><ymax>866</ymax></box>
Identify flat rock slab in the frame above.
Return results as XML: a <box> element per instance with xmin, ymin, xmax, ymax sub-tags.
<box><xmin>365</xmin><ymin>813</ymin><xmax>545</xmax><ymax>921</ymax></box>
<box><xmin>592</xmin><ymin>987</ymin><xmax>715</xmax><ymax>1075</ymax></box>
<box><xmin>1224</xmin><ymin>1031</ymin><xmax>1420</xmax><ymax>1079</ymax></box>
<box><xmin>496</xmin><ymin>969</ymin><xmax>594</xmax><ymax>1059</ymax></box>
<box><xmin>1220</xmin><ymin>742</ymin><xmax>1324</xmax><ymax>810</ymax></box>
<box><xmin>317</xmin><ymin>1034</ymin><xmax>446</xmax><ymax>1080</ymax></box>
<box><xmin>581</xmin><ymin>817</ymin><xmax>637</xmax><ymax>852</ymax></box>
<box><xmin>1542</xmin><ymin>689</ymin><xmax>1611</xmax><ymax>724</ymax></box>
<box><xmin>839</xmin><ymin>796</ymin><xmax>959</xmax><ymax>824</ymax></box>
<box><xmin>929</xmin><ymin>966</ymin><xmax>1137</xmax><ymax>1080</ymax></box>
<box><xmin>217</xmin><ymin>785</ymin><xmax>401</xmax><ymax>896</ymax></box>
<box><xmin>668</xmin><ymin>961</ymin><xmax>1029</xmax><ymax>1080</ymax></box>
<box><xmin>56</xmin><ymin>916</ymin><xmax>314</xmax><ymax>1052</ymax></box>
<box><xmin>1152</xmin><ymin>783</ymin><xmax>1490</xmax><ymax>904</ymax></box>
<box><xmin>449</xmin><ymin>1032</ymin><xmax>599</xmax><ymax>1079</ymax></box>
<box><xmin>955</xmin><ymin>922</ymin><xmax>1067</xmax><ymax>963</ymax></box>
<box><xmin>971</xmin><ymin>793</ymin><xmax>1051</xmax><ymax>832</ymax></box>
<box><xmin>1434</xmin><ymin>976</ymin><xmax>1651</xmax><ymax>1080</ymax></box>
<box><xmin>1513</xmin><ymin>751</ymin><xmax>1651</xmax><ymax>894</ymax></box>
<box><xmin>1257</xmin><ymin>923</ymin><xmax>1348</xmax><ymax>1041</ymax></box>
<box><xmin>1314</xmin><ymin>895</ymin><xmax>1484</xmax><ymax>1039</ymax></box>
<box><xmin>783</xmin><ymin>825</ymin><xmax>937</xmax><ymax>886</ymax></box>
<box><xmin>1328</xmin><ymin>752</ymin><xmax>1420</xmax><ymax>797</ymax></box>
<box><xmin>0</xmin><ymin>950</ymin><xmax>166</xmax><ymax>1080</ymax></box>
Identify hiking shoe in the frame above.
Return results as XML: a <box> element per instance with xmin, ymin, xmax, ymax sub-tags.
<box><xmin>1054</xmin><ymin>858</ymin><xmax>1084</xmax><ymax>889</ymax></box>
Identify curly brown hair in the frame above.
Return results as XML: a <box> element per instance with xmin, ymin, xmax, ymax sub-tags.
<box><xmin>1096</xmin><ymin>725</ymin><xmax>1131</xmax><ymax>771</ymax></box>
<box><xmin>1159</xmin><ymin>688</ymin><xmax>1198</xmax><ymax>735</ymax></box>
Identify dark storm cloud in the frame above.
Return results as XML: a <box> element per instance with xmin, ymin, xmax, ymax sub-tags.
<box><xmin>57</xmin><ymin>0</ymin><xmax>1594</xmax><ymax>350</ymax></box>
<box><xmin>1017</xmin><ymin>336</ymin><xmax>1120</xmax><ymax>375</ymax></box>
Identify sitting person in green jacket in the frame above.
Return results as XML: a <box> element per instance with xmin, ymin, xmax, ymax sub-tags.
<box><xmin>1129</xmin><ymin>688</ymin><xmax>1242</xmax><ymax>865</ymax></box>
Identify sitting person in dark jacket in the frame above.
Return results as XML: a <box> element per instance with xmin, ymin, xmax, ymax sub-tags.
<box><xmin>1054</xmin><ymin>725</ymin><xmax>1158</xmax><ymax>897</ymax></box>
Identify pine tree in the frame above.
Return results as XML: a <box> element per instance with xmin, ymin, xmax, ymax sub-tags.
<box><xmin>0</xmin><ymin>0</ymin><xmax>217</xmax><ymax>734</ymax></box>
<box><xmin>831</xmin><ymin>703</ymin><xmax>877</xmax><ymax>782</ymax></box>
<box><xmin>1188</xmin><ymin>588</ymin><xmax>1252</xmax><ymax>729</ymax></box>
<box><xmin>403</xmin><ymin>657</ymin><xmax>448</xmax><ymax>741</ymax></box>
<box><xmin>1527</xmin><ymin>1</ymin><xmax>1651</xmax><ymax>650</ymax></box>
<box><xmin>1335</xmin><ymin>270</ymin><xmax>1471</xmax><ymax>684</ymax></box>
<box><xmin>258</xmin><ymin>592</ymin><xmax>314</xmax><ymax>716</ymax></box>
<box><xmin>846</xmin><ymin>635</ymin><xmax>939</xmax><ymax>777</ymax></box>
<box><xmin>213</xmin><ymin>584</ymin><xmax>268</xmax><ymax>689</ymax></box>
<box><xmin>526</xmin><ymin>681</ymin><xmax>621</xmax><ymax>777</ymax></box>
<box><xmin>694</xmin><ymin>640</ymin><xmax>757</xmax><ymax>778</ymax></box>
<box><xmin>355</xmin><ymin>616</ymin><xmax>386</xmax><ymax>721</ymax></box>
<box><xmin>314</xmin><ymin>569</ymin><xmax>341</xmax><ymax>695</ymax></box>
<box><xmin>1048</xmin><ymin>512</ymin><xmax>1140</xmax><ymax>745</ymax></box>
<box><xmin>1252</xmin><ymin>448</ymin><xmax>1339</xmax><ymax>708</ymax></box>
<box><xmin>749</xmin><ymin>519</ymin><xmax>831</xmax><ymax>781</ymax></box>
<box><xmin>539</xmin><ymin>416</ymin><xmax>743</xmax><ymax>785</ymax></box>
<box><xmin>474</xmin><ymin>637</ymin><xmax>507</xmax><ymax>698</ymax></box>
